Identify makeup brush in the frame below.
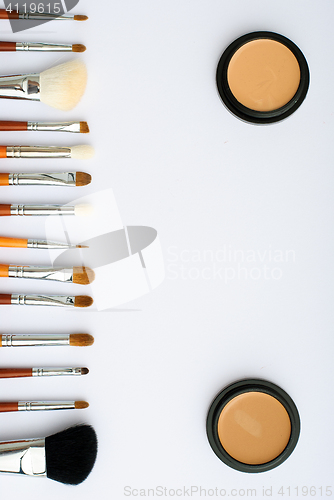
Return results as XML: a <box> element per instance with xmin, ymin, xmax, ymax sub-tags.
<box><xmin>0</xmin><ymin>265</ymin><xmax>95</xmax><ymax>285</ymax></box>
<box><xmin>0</xmin><ymin>401</ymin><xmax>89</xmax><ymax>412</ymax></box>
<box><xmin>0</xmin><ymin>367</ymin><xmax>89</xmax><ymax>378</ymax></box>
<box><xmin>0</xmin><ymin>41</ymin><xmax>86</xmax><ymax>52</ymax></box>
<box><xmin>1</xmin><ymin>333</ymin><xmax>94</xmax><ymax>347</ymax></box>
<box><xmin>0</xmin><ymin>203</ymin><xmax>92</xmax><ymax>216</ymax></box>
<box><xmin>0</xmin><ymin>424</ymin><xmax>97</xmax><ymax>485</ymax></box>
<box><xmin>0</xmin><ymin>9</ymin><xmax>88</xmax><ymax>21</ymax></box>
<box><xmin>0</xmin><ymin>59</ymin><xmax>87</xmax><ymax>111</ymax></box>
<box><xmin>0</xmin><ymin>294</ymin><xmax>93</xmax><ymax>307</ymax></box>
<box><xmin>0</xmin><ymin>120</ymin><xmax>89</xmax><ymax>133</ymax></box>
<box><xmin>0</xmin><ymin>172</ymin><xmax>91</xmax><ymax>186</ymax></box>
<box><xmin>0</xmin><ymin>145</ymin><xmax>94</xmax><ymax>159</ymax></box>
<box><xmin>0</xmin><ymin>236</ymin><xmax>88</xmax><ymax>249</ymax></box>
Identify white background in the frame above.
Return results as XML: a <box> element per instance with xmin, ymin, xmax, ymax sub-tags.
<box><xmin>0</xmin><ymin>1</ymin><xmax>333</xmax><ymax>499</ymax></box>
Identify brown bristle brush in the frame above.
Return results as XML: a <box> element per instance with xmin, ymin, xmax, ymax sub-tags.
<box><xmin>0</xmin><ymin>121</ymin><xmax>89</xmax><ymax>133</ymax></box>
<box><xmin>0</xmin><ymin>41</ymin><xmax>86</xmax><ymax>52</ymax></box>
<box><xmin>0</xmin><ymin>171</ymin><xmax>91</xmax><ymax>187</ymax></box>
<box><xmin>0</xmin><ymin>294</ymin><xmax>93</xmax><ymax>308</ymax></box>
<box><xmin>0</xmin><ymin>333</ymin><xmax>94</xmax><ymax>347</ymax></box>
<box><xmin>0</xmin><ymin>9</ymin><xmax>88</xmax><ymax>21</ymax></box>
<box><xmin>0</xmin><ymin>264</ymin><xmax>95</xmax><ymax>285</ymax></box>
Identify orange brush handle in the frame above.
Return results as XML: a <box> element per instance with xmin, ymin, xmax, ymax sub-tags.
<box><xmin>0</xmin><ymin>294</ymin><xmax>12</xmax><ymax>304</ymax></box>
<box><xmin>0</xmin><ymin>9</ymin><xmax>19</xmax><ymax>19</ymax></box>
<box><xmin>0</xmin><ymin>368</ymin><xmax>32</xmax><ymax>378</ymax></box>
<box><xmin>0</xmin><ymin>147</ymin><xmax>7</xmax><ymax>158</ymax></box>
<box><xmin>0</xmin><ymin>265</ymin><xmax>9</xmax><ymax>278</ymax></box>
<box><xmin>0</xmin><ymin>42</ymin><xmax>16</xmax><ymax>51</ymax></box>
<box><xmin>0</xmin><ymin>402</ymin><xmax>19</xmax><ymax>412</ymax></box>
<box><xmin>0</xmin><ymin>205</ymin><xmax>11</xmax><ymax>216</ymax></box>
<box><xmin>0</xmin><ymin>236</ymin><xmax>28</xmax><ymax>248</ymax></box>
<box><xmin>0</xmin><ymin>121</ymin><xmax>27</xmax><ymax>131</ymax></box>
<box><xmin>0</xmin><ymin>173</ymin><xmax>9</xmax><ymax>185</ymax></box>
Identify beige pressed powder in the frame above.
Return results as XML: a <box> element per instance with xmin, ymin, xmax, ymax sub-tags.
<box><xmin>217</xmin><ymin>391</ymin><xmax>291</xmax><ymax>465</ymax></box>
<box><xmin>227</xmin><ymin>39</ymin><xmax>301</xmax><ymax>112</ymax></box>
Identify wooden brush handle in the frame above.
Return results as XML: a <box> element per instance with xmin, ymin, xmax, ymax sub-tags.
<box><xmin>0</xmin><ymin>42</ymin><xmax>16</xmax><ymax>51</ymax></box>
<box><xmin>0</xmin><ymin>121</ymin><xmax>27</xmax><ymax>131</ymax></box>
<box><xmin>0</xmin><ymin>402</ymin><xmax>19</xmax><ymax>412</ymax></box>
<box><xmin>0</xmin><ymin>9</ymin><xmax>19</xmax><ymax>19</ymax></box>
<box><xmin>0</xmin><ymin>368</ymin><xmax>32</xmax><ymax>378</ymax></box>
<box><xmin>0</xmin><ymin>205</ymin><xmax>11</xmax><ymax>216</ymax></box>
<box><xmin>0</xmin><ymin>265</ymin><xmax>9</xmax><ymax>277</ymax></box>
<box><xmin>0</xmin><ymin>173</ymin><xmax>9</xmax><ymax>186</ymax></box>
<box><xmin>0</xmin><ymin>294</ymin><xmax>12</xmax><ymax>304</ymax></box>
<box><xmin>0</xmin><ymin>146</ymin><xmax>7</xmax><ymax>158</ymax></box>
<box><xmin>0</xmin><ymin>236</ymin><xmax>28</xmax><ymax>248</ymax></box>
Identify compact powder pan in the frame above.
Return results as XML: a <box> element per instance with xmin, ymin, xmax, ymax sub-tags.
<box><xmin>206</xmin><ymin>379</ymin><xmax>300</xmax><ymax>472</ymax></box>
<box><xmin>216</xmin><ymin>32</ymin><xmax>309</xmax><ymax>124</ymax></box>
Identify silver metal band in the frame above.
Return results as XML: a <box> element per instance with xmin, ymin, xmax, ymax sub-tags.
<box><xmin>10</xmin><ymin>205</ymin><xmax>75</xmax><ymax>216</ymax></box>
<box><xmin>0</xmin><ymin>73</ymin><xmax>40</xmax><ymax>100</ymax></box>
<box><xmin>0</xmin><ymin>438</ymin><xmax>46</xmax><ymax>476</ymax></box>
<box><xmin>27</xmin><ymin>239</ymin><xmax>76</xmax><ymax>249</ymax></box>
<box><xmin>27</xmin><ymin>121</ymin><xmax>82</xmax><ymax>133</ymax></box>
<box><xmin>17</xmin><ymin>401</ymin><xmax>76</xmax><ymax>411</ymax></box>
<box><xmin>16</xmin><ymin>42</ymin><xmax>73</xmax><ymax>52</ymax></box>
<box><xmin>18</xmin><ymin>12</ymin><xmax>74</xmax><ymax>20</ymax></box>
<box><xmin>8</xmin><ymin>172</ymin><xmax>76</xmax><ymax>186</ymax></box>
<box><xmin>1</xmin><ymin>334</ymin><xmax>70</xmax><ymax>347</ymax></box>
<box><xmin>6</xmin><ymin>146</ymin><xmax>72</xmax><ymax>158</ymax></box>
<box><xmin>32</xmin><ymin>367</ymin><xmax>83</xmax><ymax>377</ymax></box>
<box><xmin>8</xmin><ymin>266</ymin><xmax>74</xmax><ymax>283</ymax></box>
<box><xmin>10</xmin><ymin>295</ymin><xmax>76</xmax><ymax>307</ymax></box>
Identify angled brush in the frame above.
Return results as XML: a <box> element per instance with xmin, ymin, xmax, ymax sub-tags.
<box><xmin>0</xmin><ymin>264</ymin><xmax>95</xmax><ymax>284</ymax></box>
<box><xmin>0</xmin><ymin>172</ymin><xmax>91</xmax><ymax>186</ymax></box>
<box><xmin>0</xmin><ymin>120</ymin><xmax>89</xmax><ymax>133</ymax></box>
<box><xmin>1</xmin><ymin>333</ymin><xmax>94</xmax><ymax>347</ymax></box>
<box><xmin>0</xmin><ymin>294</ymin><xmax>93</xmax><ymax>308</ymax></box>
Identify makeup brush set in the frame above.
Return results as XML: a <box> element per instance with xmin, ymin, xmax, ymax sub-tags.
<box><xmin>0</xmin><ymin>8</ymin><xmax>97</xmax><ymax>485</ymax></box>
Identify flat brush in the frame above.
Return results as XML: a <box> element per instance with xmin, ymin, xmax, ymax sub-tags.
<box><xmin>1</xmin><ymin>333</ymin><xmax>94</xmax><ymax>347</ymax></box>
<box><xmin>0</xmin><ymin>367</ymin><xmax>89</xmax><ymax>378</ymax></box>
<box><xmin>0</xmin><ymin>265</ymin><xmax>95</xmax><ymax>285</ymax></box>
<box><xmin>0</xmin><ymin>203</ymin><xmax>92</xmax><ymax>216</ymax></box>
<box><xmin>0</xmin><ymin>145</ymin><xmax>94</xmax><ymax>159</ymax></box>
<box><xmin>0</xmin><ymin>9</ymin><xmax>88</xmax><ymax>21</ymax></box>
<box><xmin>0</xmin><ymin>294</ymin><xmax>93</xmax><ymax>307</ymax></box>
<box><xmin>0</xmin><ymin>401</ymin><xmax>89</xmax><ymax>412</ymax></box>
<box><xmin>0</xmin><ymin>59</ymin><xmax>87</xmax><ymax>111</ymax></box>
<box><xmin>0</xmin><ymin>172</ymin><xmax>91</xmax><ymax>186</ymax></box>
<box><xmin>0</xmin><ymin>41</ymin><xmax>86</xmax><ymax>52</ymax></box>
<box><xmin>0</xmin><ymin>120</ymin><xmax>89</xmax><ymax>133</ymax></box>
<box><xmin>0</xmin><ymin>424</ymin><xmax>97</xmax><ymax>485</ymax></box>
<box><xmin>0</xmin><ymin>236</ymin><xmax>88</xmax><ymax>249</ymax></box>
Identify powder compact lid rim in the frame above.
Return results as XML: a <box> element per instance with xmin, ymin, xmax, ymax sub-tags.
<box><xmin>216</xmin><ymin>31</ymin><xmax>310</xmax><ymax>124</ymax></box>
<box><xmin>206</xmin><ymin>378</ymin><xmax>301</xmax><ymax>473</ymax></box>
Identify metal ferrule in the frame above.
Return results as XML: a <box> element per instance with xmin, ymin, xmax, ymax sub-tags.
<box><xmin>6</xmin><ymin>146</ymin><xmax>72</xmax><ymax>159</ymax></box>
<box><xmin>18</xmin><ymin>401</ymin><xmax>76</xmax><ymax>411</ymax></box>
<box><xmin>10</xmin><ymin>295</ymin><xmax>76</xmax><ymax>307</ymax></box>
<box><xmin>32</xmin><ymin>367</ymin><xmax>82</xmax><ymax>376</ymax></box>
<box><xmin>0</xmin><ymin>438</ymin><xmax>46</xmax><ymax>476</ymax></box>
<box><xmin>8</xmin><ymin>172</ymin><xmax>76</xmax><ymax>186</ymax></box>
<box><xmin>1</xmin><ymin>334</ymin><xmax>70</xmax><ymax>347</ymax></box>
<box><xmin>27</xmin><ymin>239</ymin><xmax>76</xmax><ymax>249</ymax></box>
<box><xmin>8</xmin><ymin>266</ymin><xmax>74</xmax><ymax>283</ymax></box>
<box><xmin>10</xmin><ymin>205</ymin><xmax>75</xmax><ymax>216</ymax></box>
<box><xmin>18</xmin><ymin>12</ymin><xmax>74</xmax><ymax>20</ymax></box>
<box><xmin>27</xmin><ymin>121</ymin><xmax>82</xmax><ymax>133</ymax></box>
<box><xmin>0</xmin><ymin>73</ymin><xmax>40</xmax><ymax>100</ymax></box>
<box><xmin>16</xmin><ymin>42</ymin><xmax>73</xmax><ymax>52</ymax></box>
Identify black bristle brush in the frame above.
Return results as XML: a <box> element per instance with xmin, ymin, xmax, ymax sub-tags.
<box><xmin>0</xmin><ymin>424</ymin><xmax>97</xmax><ymax>485</ymax></box>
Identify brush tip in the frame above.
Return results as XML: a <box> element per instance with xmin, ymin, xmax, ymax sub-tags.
<box><xmin>74</xmin><ymin>295</ymin><xmax>93</xmax><ymax>308</ymax></box>
<box><xmin>71</xmin><ymin>145</ymin><xmax>95</xmax><ymax>160</ymax></box>
<box><xmin>75</xmin><ymin>401</ymin><xmax>89</xmax><ymax>409</ymax></box>
<box><xmin>76</xmin><ymin>171</ymin><xmax>92</xmax><ymax>186</ymax></box>
<box><xmin>74</xmin><ymin>15</ymin><xmax>88</xmax><ymax>21</ymax></box>
<box><xmin>72</xmin><ymin>44</ymin><xmax>86</xmax><ymax>53</ymax></box>
<box><xmin>69</xmin><ymin>333</ymin><xmax>94</xmax><ymax>346</ymax></box>
<box><xmin>73</xmin><ymin>267</ymin><xmax>95</xmax><ymax>285</ymax></box>
<box><xmin>81</xmin><ymin>367</ymin><xmax>89</xmax><ymax>375</ymax></box>
<box><xmin>80</xmin><ymin>121</ymin><xmax>90</xmax><ymax>133</ymax></box>
<box><xmin>76</xmin><ymin>244</ymin><xmax>89</xmax><ymax>248</ymax></box>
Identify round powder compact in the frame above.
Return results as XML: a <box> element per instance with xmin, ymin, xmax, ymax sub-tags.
<box><xmin>206</xmin><ymin>379</ymin><xmax>300</xmax><ymax>472</ymax></box>
<box><xmin>216</xmin><ymin>32</ymin><xmax>309</xmax><ymax>124</ymax></box>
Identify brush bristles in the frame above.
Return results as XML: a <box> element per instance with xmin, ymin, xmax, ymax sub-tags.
<box><xmin>80</xmin><ymin>121</ymin><xmax>90</xmax><ymax>133</ymax></box>
<box><xmin>74</xmin><ymin>401</ymin><xmax>89</xmax><ymax>409</ymax></box>
<box><xmin>74</xmin><ymin>295</ymin><xmax>93</xmax><ymax>308</ymax></box>
<box><xmin>40</xmin><ymin>60</ymin><xmax>87</xmax><ymax>111</ymax></box>
<box><xmin>74</xmin><ymin>204</ymin><xmax>93</xmax><ymax>217</ymax></box>
<box><xmin>76</xmin><ymin>171</ymin><xmax>91</xmax><ymax>186</ymax></box>
<box><xmin>45</xmin><ymin>424</ymin><xmax>97</xmax><ymax>485</ymax></box>
<box><xmin>69</xmin><ymin>333</ymin><xmax>94</xmax><ymax>346</ymax></box>
<box><xmin>76</xmin><ymin>244</ymin><xmax>89</xmax><ymax>248</ymax></box>
<box><xmin>74</xmin><ymin>15</ymin><xmax>88</xmax><ymax>21</ymax></box>
<box><xmin>72</xmin><ymin>44</ymin><xmax>86</xmax><ymax>53</ymax></box>
<box><xmin>81</xmin><ymin>367</ymin><xmax>89</xmax><ymax>375</ymax></box>
<box><xmin>71</xmin><ymin>145</ymin><xmax>95</xmax><ymax>159</ymax></box>
<box><xmin>73</xmin><ymin>267</ymin><xmax>95</xmax><ymax>285</ymax></box>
